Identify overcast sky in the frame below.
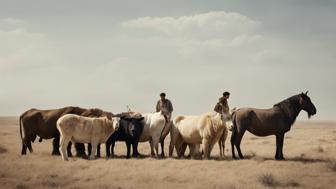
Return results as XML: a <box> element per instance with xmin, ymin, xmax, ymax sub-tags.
<box><xmin>0</xmin><ymin>0</ymin><xmax>335</xmax><ymax>120</ymax></box>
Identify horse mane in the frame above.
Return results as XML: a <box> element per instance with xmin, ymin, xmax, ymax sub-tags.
<box><xmin>206</xmin><ymin>112</ymin><xmax>224</xmax><ymax>133</ymax></box>
<box><xmin>273</xmin><ymin>94</ymin><xmax>302</xmax><ymax>125</ymax></box>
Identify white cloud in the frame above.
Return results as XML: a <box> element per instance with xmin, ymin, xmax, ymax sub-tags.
<box><xmin>122</xmin><ymin>11</ymin><xmax>260</xmax><ymax>40</ymax></box>
<box><xmin>121</xmin><ymin>11</ymin><xmax>272</xmax><ymax>64</ymax></box>
<box><xmin>0</xmin><ymin>18</ymin><xmax>25</xmax><ymax>25</ymax></box>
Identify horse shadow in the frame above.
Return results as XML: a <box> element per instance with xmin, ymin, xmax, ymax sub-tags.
<box><xmin>244</xmin><ymin>155</ymin><xmax>329</xmax><ymax>163</ymax></box>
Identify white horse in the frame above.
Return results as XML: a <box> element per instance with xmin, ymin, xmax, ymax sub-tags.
<box><xmin>169</xmin><ymin>112</ymin><xmax>230</xmax><ymax>159</ymax></box>
<box><xmin>139</xmin><ymin>111</ymin><xmax>167</xmax><ymax>158</ymax></box>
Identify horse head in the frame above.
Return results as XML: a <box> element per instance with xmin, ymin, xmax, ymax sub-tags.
<box><xmin>299</xmin><ymin>91</ymin><xmax>317</xmax><ymax>119</ymax></box>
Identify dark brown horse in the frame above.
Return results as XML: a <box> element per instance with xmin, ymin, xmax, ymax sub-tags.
<box><xmin>231</xmin><ymin>92</ymin><xmax>316</xmax><ymax>160</ymax></box>
<box><xmin>19</xmin><ymin>107</ymin><xmax>112</xmax><ymax>156</ymax></box>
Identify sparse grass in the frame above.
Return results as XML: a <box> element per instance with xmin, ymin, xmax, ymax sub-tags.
<box><xmin>285</xmin><ymin>180</ymin><xmax>300</xmax><ymax>187</ymax></box>
<box><xmin>15</xmin><ymin>183</ymin><xmax>30</xmax><ymax>189</ymax></box>
<box><xmin>258</xmin><ymin>173</ymin><xmax>280</xmax><ymax>188</ymax></box>
<box><xmin>0</xmin><ymin>145</ymin><xmax>7</xmax><ymax>154</ymax></box>
<box><xmin>40</xmin><ymin>179</ymin><xmax>60</xmax><ymax>188</ymax></box>
<box><xmin>317</xmin><ymin>145</ymin><xmax>325</xmax><ymax>153</ymax></box>
<box><xmin>0</xmin><ymin>172</ymin><xmax>7</xmax><ymax>178</ymax></box>
<box><xmin>289</xmin><ymin>155</ymin><xmax>326</xmax><ymax>163</ymax></box>
<box><xmin>327</xmin><ymin>159</ymin><xmax>336</xmax><ymax>172</ymax></box>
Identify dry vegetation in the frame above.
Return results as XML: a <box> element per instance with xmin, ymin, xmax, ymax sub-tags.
<box><xmin>0</xmin><ymin>117</ymin><xmax>335</xmax><ymax>189</ymax></box>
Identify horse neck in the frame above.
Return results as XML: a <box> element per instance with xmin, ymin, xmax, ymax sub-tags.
<box><xmin>279</xmin><ymin>97</ymin><xmax>302</xmax><ymax>125</ymax></box>
<box><xmin>212</xmin><ymin>113</ymin><xmax>225</xmax><ymax>128</ymax></box>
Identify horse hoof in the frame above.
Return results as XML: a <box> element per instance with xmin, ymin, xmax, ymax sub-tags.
<box><xmin>52</xmin><ymin>151</ymin><xmax>61</xmax><ymax>156</ymax></box>
<box><xmin>76</xmin><ymin>154</ymin><xmax>88</xmax><ymax>159</ymax></box>
<box><xmin>275</xmin><ymin>157</ymin><xmax>285</xmax><ymax>161</ymax></box>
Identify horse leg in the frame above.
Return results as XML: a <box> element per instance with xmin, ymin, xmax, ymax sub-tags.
<box><xmin>67</xmin><ymin>142</ymin><xmax>73</xmax><ymax>157</ymax></box>
<box><xmin>88</xmin><ymin>143</ymin><xmax>92</xmax><ymax>156</ymax></box>
<box><xmin>208</xmin><ymin>139</ymin><xmax>218</xmax><ymax>158</ymax></box>
<box><xmin>21</xmin><ymin>135</ymin><xmax>32</xmax><ymax>155</ymax></box>
<box><xmin>160</xmin><ymin>136</ymin><xmax>166</xmax><ymax>158</ymax></box>
<box><xmin>89</xmin><ymin>140</ymin><xmax>98</xmax><ymax>160</ymax></box>
<box><xmin>132</xmin><ymin>141</ymin><xmax>140</xmax><ymax>157</ymax></box>
<box><xmin>96</xmin><ymin>144</ymin><xmax>101</xmax><ymax>158</ymax></box>
<box><xmin>275</xmin><ymin>133</ymin><xmax>285</xmax><ymax>160</ymax></box>
<box><xmin>279</xmin><ymin>135</ymin><xmax>285</xmax><ymax>160</ymax></box>
<box><xmin>230</xmin><ymin>129</ymin><xmax>237</xmax><ymax>159</ymax></box>
<box><xmin>111</xmin><ymin>141</ymin><xmax>116</xmax><ymax>157</ymax></box>
<box><xmin>52</xmin><ymin>135</ymin><xmax>61</xmax><ymax>155</ymax></box>
<box><xmin>179</xmin><ymin>143</ymin><xmax>188</xmax><ymax>157</ymax></box>
<box><xmin>234</xmin><ymin>131</ymin><xmax>245</xmax><ymax>159</ymax></box>
<box><xmin>125</xmin><ymin>141</ymin><xmax>131</xmax><ymax>158</ymax></box>
<box><xmin>219</xmin><ymin>139</ymin><xmax>223</xmax><ymax>159</ymax></box>
<box><xmin>105</xmin><ymin>141</ymin><xmax>111</xmax><ymax>159</ymax></box>
<box><xmin>202</xmin><ymin>138</ymin><xmax>210</xmax><ymax>159</ymax></box>
<box><xmin>149</xmin><ymin>139</ymin><xmax>158</xmax><ymax>157</ymax></box>
<box><xmin>169</xmin><ymin>128</ymin><xmax>179</xmax><ymax>157</ymax></box>
<box><xmin>59</xmin><ymin>135</ymin><xmax>71</xmax><ymax>161</ymax></box>
<box><xmin>220</xmin><ymin>128</ymin><xmax>228</xmax><ymax>159</ymax></box>
<box><xmin>75</xmin><ymin>143</ymin><xmax>87</xmax><ymax>158</ymax></box>
<box><xmin>152</xmin><ymin>136</ymin><xmax>161</xmax><ymax>158</ymax></box>
<box><xmin>188</xmin><ymin>144</ymin><xmax>195</xmax><ymax>158</ymax></box>
<box><xmin>21</xmin><ymin>142</ymin><xmax>27</xmax><ymax>155</ymax></box>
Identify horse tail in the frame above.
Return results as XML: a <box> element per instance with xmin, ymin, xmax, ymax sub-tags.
<box><xmin>19</xmin><ymin>115</ymin><xmax>24</xmax><ymax>142</ymax></box>
<box><xmin>230</xmin><ymin>111</ymin><xmax>237</xmax><ymax>132</ymax></box>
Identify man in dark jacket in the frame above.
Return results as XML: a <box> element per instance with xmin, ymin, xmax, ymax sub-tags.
<box><xmin>155</xmin><ymin>92</ymin><xmax>173</xmax><ymax>157</ymax></box>
<box><xmin>156</xmin><ymin>92</ymin><xmax>173</xmax><ymax>119</ymax></box>
<box><xmin>214</xmin><ymin>91</ymin><xmax>230</xmax><ymax>114</ymax></box>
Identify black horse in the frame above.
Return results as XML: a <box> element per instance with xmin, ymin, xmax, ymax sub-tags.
<box><xmin>231</xmin><ymin>91</ymin><xmax>316</xmax><ymax>160</ymax></box>
<box><xmin>105</xmin><ymin>117</ymin><xmax>144</xmax><ymax>158</ymax></box>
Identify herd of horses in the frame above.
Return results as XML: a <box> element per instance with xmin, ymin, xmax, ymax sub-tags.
<box><xmin>19</xmin><ymin>92</ymin><xmax>316</xmax><ymax>161</ymax></box>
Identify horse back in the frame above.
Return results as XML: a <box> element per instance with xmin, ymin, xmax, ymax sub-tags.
<box><xmin>234</xmin><ymin>107</ymin><xmax>287</xmax><ymax>136</ymax></box>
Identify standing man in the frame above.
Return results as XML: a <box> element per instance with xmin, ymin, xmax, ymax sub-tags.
<box><xmin>156</xmin><ymin>92</ymin><xmax>173</xmax><ymax>157</ymax></box>
<box><xmin>156</xmin><ymin>92</ymin><xmax>173</xmax><ymax>119</ymax></box>
<box><xmin>214</xmin><ymin>91</ymin><xmax>230</xmax><ymax>114</ymax></box>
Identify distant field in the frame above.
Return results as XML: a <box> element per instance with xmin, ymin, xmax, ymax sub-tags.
<box><xmin>0</xmin><ymin>117</ymin><xmax>335</xmax><ymax>189</ymax></box>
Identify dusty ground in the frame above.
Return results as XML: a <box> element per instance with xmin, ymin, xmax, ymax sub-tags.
<box><xmin>0</xmin><ymin>117</ymin><xmax>335</xmax><ymax>189</ymax></box>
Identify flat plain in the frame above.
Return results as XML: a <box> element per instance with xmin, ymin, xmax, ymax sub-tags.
<box><xmin>0</xmin><ymin>117</ymin><xmax>335</xmax><ymax>189</ymax></box>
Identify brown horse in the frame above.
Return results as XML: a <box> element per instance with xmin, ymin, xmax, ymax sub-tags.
<box><xmin>231</xmin><ymin>91</ymin><xmax>316</xmax><ymax>160</ymax></box>
<box><xmin>19</xmin><ymin>107</ymin><xmax>112</xmax><ymax>156</ymax></box>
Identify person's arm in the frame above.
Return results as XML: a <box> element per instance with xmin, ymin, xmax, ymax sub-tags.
<box><xmin>214</xmin><ymin>103</ymin><xmax>221</xmax><ymax>112</ymax></box>
<box><xmin>169</xmin><ymin>100</ymin><xmax>173</xmax><ymax>112</ymax></box>
<box><xmin>156</xmin><ymin>101</ymin><xmax>160</xmax><ymax>112</ymax></box>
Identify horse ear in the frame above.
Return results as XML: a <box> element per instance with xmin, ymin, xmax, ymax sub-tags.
<box><xmin>305</xmin><ymin>91</ymin><xmax>309</xmax><ymax>95</ymax></box>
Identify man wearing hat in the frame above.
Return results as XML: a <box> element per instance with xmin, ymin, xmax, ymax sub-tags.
<box><xmin>214</xmin><ymin>91</ymin><xmax>230</xmax><ymax>114</ymax></box>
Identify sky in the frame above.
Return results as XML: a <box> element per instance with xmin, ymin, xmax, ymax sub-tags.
<box><xmin>0</xmin><ymin>0</ymin><xmax>335</xmax><ymax>120</ymax></box>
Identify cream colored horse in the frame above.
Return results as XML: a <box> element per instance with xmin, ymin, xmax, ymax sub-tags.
<box><xmin>169</xmin><ymin>112</ymin><xmax>230</xmax><ymax>159</ymax></box>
